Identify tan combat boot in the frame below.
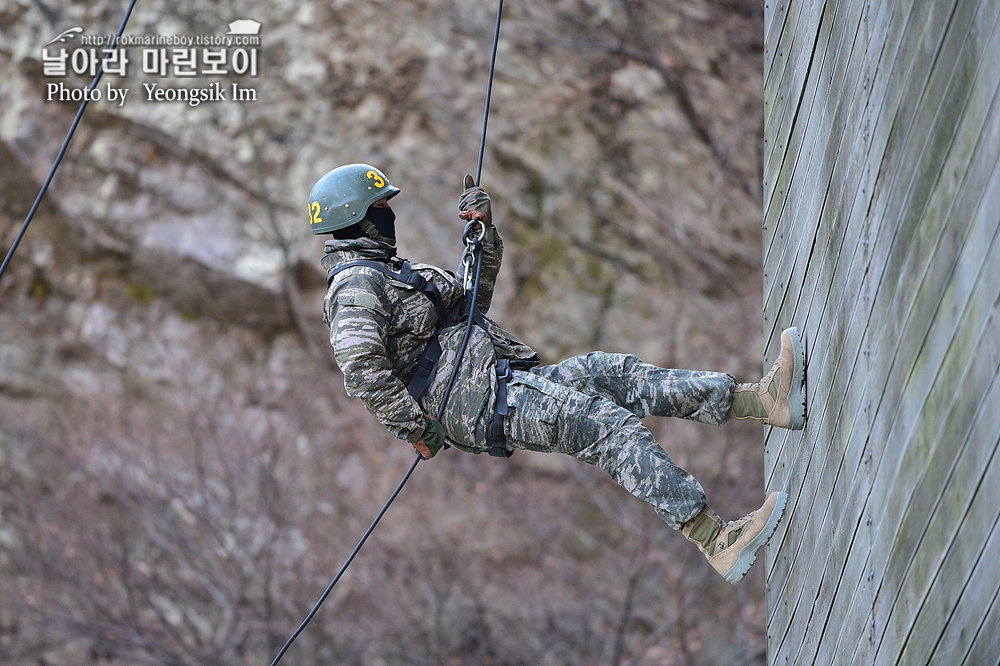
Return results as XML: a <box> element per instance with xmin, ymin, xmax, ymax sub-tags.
<box><xmin>730</xmin><ymin>327</ymin><xmax>805</xmax><ymax>429</ymax></box>
<box><xmin>682</xmin><ymin>491</ymin><xmax>788</xmax><ymax>584</ymax></box>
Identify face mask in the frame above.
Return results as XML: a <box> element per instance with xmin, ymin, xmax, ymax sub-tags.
<box><xmin>330</xmin><ymin>205</ymin><xmax>397</xmax><ymax>243</ymax></box>
<box><xmin>364</xmin><ymin>205</ymin><xmax>396</xmax><ymax>241</ymax></box>
<box><xmin>331</xmin><ymin>224</ymin><xmax>366</xmax><ymax>240</ymax></box>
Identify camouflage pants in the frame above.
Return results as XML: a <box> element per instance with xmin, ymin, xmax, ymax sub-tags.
<box><xmin>504</xmin><ymin>352</ymin><xmax>736</xmax><ymax>530</ymax></box>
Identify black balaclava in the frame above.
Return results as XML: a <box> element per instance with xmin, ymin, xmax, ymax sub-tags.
<box><xmin>331</xmin><ymin>204</ymin><xmax>396</xmax><ymax>243</ymax></box>
<box><xmin>364</xmin><ymin>205</ymin><xmax>396</xmax><ymax>241</ymax></box>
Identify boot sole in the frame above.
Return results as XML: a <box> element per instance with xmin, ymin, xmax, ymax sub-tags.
<box><xmin>723</xmin><ymin>491</ymin><xmax>788</xmax><ymax>584</ymax></box>
<box><xmin>785</xmin><ymin>328</ymin><xmax>806</xmax><ymax>430</ymax></box>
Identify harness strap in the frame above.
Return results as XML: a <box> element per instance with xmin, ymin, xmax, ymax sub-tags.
<box><xmin>406</xmin><ymin>336</ymin><xmax>442</xmax><ymax>404</ymax></box>
<box><xmin>327</xmin><ymin>258</ymin><xmax>461</xmax><ymax>403</ymax></box>
<box><xmin>467</xmin><ymin>302</ymin><xmax>512</xmax><ymax>457</ymax></box>
<box><xmin>484</xmin><ymin>358</ymin><xmax>513</xmax><ymax>457</ymax></box>
<box><xmin>326</xmin><ymin>259</ymin><xmax>463</xmax><ymax>327</ymax></box>
<box><xmin>327</xmin><ymin>257</ymin><xmax>513</xmax><ymax>457</ymax></box>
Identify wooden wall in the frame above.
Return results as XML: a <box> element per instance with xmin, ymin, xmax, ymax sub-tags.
<box><xmin>761</xmin><ymin>0</ymin><xmax>1000</xmax><ymax>664</ymax></box>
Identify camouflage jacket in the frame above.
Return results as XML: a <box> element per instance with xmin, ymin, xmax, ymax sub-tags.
<box><xmin>321</xmin><ymin>231</ymin><xmax>538</xmax><ymax>449</ymax></box>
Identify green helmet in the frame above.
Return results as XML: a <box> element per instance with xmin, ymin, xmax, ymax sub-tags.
<box><xmin>307</xmin><ymin>164</ymin><xmax>401</xmax><ymax>235</ymax></box>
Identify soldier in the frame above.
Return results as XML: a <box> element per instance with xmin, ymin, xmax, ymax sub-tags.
<box><xmin>311</xmin><ymin>164</ymin><xmax>805</xmax><ymax>584</ymax></box>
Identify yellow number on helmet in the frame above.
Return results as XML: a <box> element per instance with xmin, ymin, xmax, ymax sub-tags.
<box><xmin>366</xmin><ymin>170</ymin><xmax>385</xmax><ymax>188</ymax></box>
<box><xmin>309</xmin><ymin>200</ymin><xmax>323</xmax><ymax>225</ymax></box>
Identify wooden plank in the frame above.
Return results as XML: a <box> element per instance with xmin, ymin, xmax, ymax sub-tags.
<box><xmin>763</xmin><ymin>0</ymin><xmax>891</xmax><ymax>491</ymax></box>
<box><xmin>762</xmin><ymin>0</ymin><xmax>878</xmax><ymax>302</ymax></box>
<box><xmin>892</xmin><ymin>368</ymin><xmax>1000</xmax><ymax>665</ymax></box>
<box><xmin>856</xmin><ymin>16</ymin><xmax>1000</xmax><ymax>661</ymax></box>
<box><xmin>763</xmin><ymin>0</ymin><xmax>855</xmax><ymax>264</ymax></box>
<box><xmin>765</xmin><ymin>0</ymin><xmax>800</xmax><ymax>81</ymax></box>
<box><xmin>871</xmin><ymin>105</ymin><xmax>1000</xmax><ymax>665</ymax></box>
<box><xmin>763</xmin><ymin>0</ymin><xmax>862</xmax><ymax>267</ymax></box>
<box><xmin>762</xmin><ymin>4</ymin><xmax>867</xmax><ymax>375</ymax></box>
<box><xmin>765</xmin><ymin>218</ymin><xmax>883</xmax><ymax>659</ymax></box>
<box><xmin>764</xmin><ymin>0</ymin><xmax>930</xmax><ymax>635</ymax></box>
<box><xmin>868</xmin><ymin>5</ymin><xmax>1000</xmax><ymax>651</ymax></box>
<box><xmin>872</xmin><ymin>243</ymin><xmax>1000</xmax><ymax>666</ymax></box>
<box><xmin>764</xmin><ymin>254</ymin><xmax>883</xmax><ymax>616</ymax></box>
<box><xmin>764</xmin><ymin>0</ymin><xmax>822</xmax><ymax>147</ymax></box>
<box><xmin>863</xmin><ymin>0</ymin><xmax>1000</xmax><ymax>474</ymax></box>
<box><xmin>767</xmin><ymin>1</ymin><xmax>1000</xmax><ymax>660</ymax></box>
<box><xmin>826</xmin><ymin>68</ymin><xmax>1000</xmax><ymax>666</ymax></box>
<box><xmin>816</xmin><ymin>0</ymin><xmax>980</xmax><ymax>544</ymax></box>
<box><xmin>769</xmin><ymin>207</ymin><xmax>905</xmax><ymax>649</ymax></box>
<box><xmin>841</xmin><ymin>488</ymin><xmax>1000</xmax><ymax>666</ymax></box>
<box><xmin>764</xmin><ymin>0</ymin><xmax>842</xmax><ymax>196</ymax></box>
<box><xmin>764</xmin><ymin>0</ymin><xmax>1000</xmax><ymax>662</ymax></box>
<box><xmin>768</xmin><ymin>409</ymin><xmax>876</xmax><ymax>665</ymax></box>
<box><xmin>762</xmin><ymin>73</ymin><xmax>887</xmax><ymax>488</ymax></box>
<box><xmin>959</xmin><ymin>579</ymin><xmax>1000</xmax><ymax>666</ymax></box>
<box><xmin>763</xmin><ymin>0</ymin><xmax>833</xmax><ymax>220</ymax></box>
<box><xmin>771</xmin><ymin>1</ymin><xmax>890</xmax><ymax>343</ymax></box>
<box><xmin>932</xmin><ymin>521</ymin><xmax>1000</xmax><ymax>665</ymax></box>
<box><xmin>820</xmin><ymin>246</ymin><xmax>999</xmax><ymax>666</ymax></box>
<box><xmin>764</xmin><ymin>0</ymin><xmax>960</xmax><ymax>616</ymax></box>
<box><xmin>928</xmin><ymin>441</ymin><xmax>1000</xmax><ymax>662</ymax></box>
<box><xmin>763</xmin><ymin>0</ymin><xmax>900</xmax><ymax>251</ymax></box>
<box><xmin>764</xmin><ymin>0</ymin><xmax>933</xmax><ymax>397</ymax></box>
<box><xmin>776</xmin><ymin>3</ymin><xmax>924</xmax><ymax>332</ymax></box>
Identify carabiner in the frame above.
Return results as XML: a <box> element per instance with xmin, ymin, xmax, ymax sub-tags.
<box><xmin>462</xmin><ymin>247</ymin><xmax>476</xmax><ymax>290</ymax></box>
<box><xmin>463</xmin><ymin>220</ymin><xmax>487</xmax><ymax>245</ymax></box>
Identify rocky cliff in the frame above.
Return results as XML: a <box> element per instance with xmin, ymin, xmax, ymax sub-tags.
<box><xmin>0</xmin><ymin>1</ymin><xmax>770</xmax><ymax>664</ymax></box>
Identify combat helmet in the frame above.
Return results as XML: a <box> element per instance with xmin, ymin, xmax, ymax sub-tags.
<box><xmin>308</xmin><ymin>164</ymin><xmax>400</xmax><ymax>235</ymax></box>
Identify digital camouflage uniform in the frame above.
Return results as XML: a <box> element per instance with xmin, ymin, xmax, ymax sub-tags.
<box><xmin>322</xmin><ymin>228</ymin><xmax>737</xmax><ymax>530</ymax></box>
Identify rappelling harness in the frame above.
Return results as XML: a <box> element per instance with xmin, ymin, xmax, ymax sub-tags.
<box><xmin>324</xmin><ymin>231</ymin><xmax>513</xmax><ymax>458</ymax></box>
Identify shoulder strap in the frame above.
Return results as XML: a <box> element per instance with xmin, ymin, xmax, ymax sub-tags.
<box><xmin>326</xmin><ymin>259</ymin><xmax>399</xmax><ymax>287</ymax></box>
<box><xmin>327</xmin><ymin>259</ymin><xmax>463</xmax><ymax>328</ymax></box>
<box><xmin>328</xmin><ymin>258</ymin><xmax>468</xmax><ymax>403</ymax></box>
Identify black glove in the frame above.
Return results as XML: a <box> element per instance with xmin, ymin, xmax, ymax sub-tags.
<box><xmin>413</xmin><ymin>415</ymin><xmax>446</xmax><ymax>459</ymax></box>
<box><xmin>458</xmin><ymin>174</ymin><xmax>492</xmax><ymax>228</ymax></box>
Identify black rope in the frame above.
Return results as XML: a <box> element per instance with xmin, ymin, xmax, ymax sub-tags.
<box><xmin>437</xmin><ymin>225</ymin><xmax>486</xmax><ymax>419</ymax></box>
<box><xmin>475</xmin><ymin>0</ymin><xmax>505</xmax><ymax>187</ymax></box>
<box><xmin>268</xmin><ymin>451</ymin><xmax>421</xmax><ymax>666</ymax></box>
<box><xmin>268</xmin><ymin>3</ymin><xmax>506</xmax><ymax>664</ymax></box>
<box><xmin>0</xmin><ymin>0</ymin><xmax>139</xmax><ymax>284</ymax></box>
<box><xmin>269</xmin><ymin>228</ymin><xmax>487</xmax><ymax>666</ymax></box>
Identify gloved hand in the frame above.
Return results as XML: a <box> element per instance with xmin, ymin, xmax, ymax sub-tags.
<box><xmin>413</xmin><ymin>415</ymin><xmax>446</xmax><ymax>459</ymax></box>
<box><xmin>458</xmin><ymin>174</ymin><xmax>492</xmax><ymax>228</ymax></box>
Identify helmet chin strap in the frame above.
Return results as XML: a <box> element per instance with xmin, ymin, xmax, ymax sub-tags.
<box><xmin>358</xmin><ymin>219</ymin><xmax>396</xmax><ymax>246</ymax></box>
